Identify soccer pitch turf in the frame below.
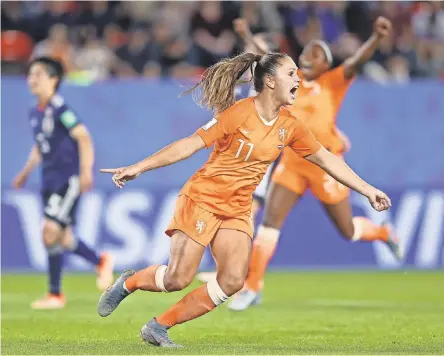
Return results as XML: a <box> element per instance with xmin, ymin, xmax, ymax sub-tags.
<box><xmin>2</xmin><ymin>271</ymin><xmax>444</xmax><ymax>355</ymax></box>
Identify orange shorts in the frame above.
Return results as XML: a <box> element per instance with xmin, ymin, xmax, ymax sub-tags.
<box><xmin>165</xmin><ymin>195</ymin><xmax>254</xmax><ymax>247</ymax></box>
<box><xmin>271</xmin><ymin>148</ymin><xmax>350</xmax><ymax>204</ymax></box>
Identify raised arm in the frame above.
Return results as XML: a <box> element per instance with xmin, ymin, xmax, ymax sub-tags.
<box><xmin>233</xmin><ymin>18</ymin><xmax>270</xmax><ymax>55</ymax></box>
<box><xmin>343</xmin><ymin>16</ymin><xmax>392</xmax><ymax>80</ymax></box>
<box><xmin>305</xmin><ymin>147</ymin><xmax>391</xmax><ymax>211</ymax></box>
<box><xmin>13</xmin><ymin>144</ymin><xmax>41</xmax><ymax>189</ymax></box>
<box><xmin>101</xmin><ymin>133</ymin><xmax>206</xmax><ymax>188</ymax></box>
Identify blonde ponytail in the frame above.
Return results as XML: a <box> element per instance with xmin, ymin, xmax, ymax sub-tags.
<box><xmin>182</xmin><ymin>52</ymin><xmax>261</xmax><ymax>113</ymax></box>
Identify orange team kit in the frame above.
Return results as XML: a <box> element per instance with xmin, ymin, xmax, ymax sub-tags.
<box><xmin>272</xmin><ymin>65</ymin><xmax>355</xmax><ymax>203</ymax></box>
<box><xmin>166</xmin><ymin>97</ymin><xmax>321</xmax><ymax>246</ymax></box>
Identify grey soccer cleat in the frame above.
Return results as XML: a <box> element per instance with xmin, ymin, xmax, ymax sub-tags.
<box><xmin>97</xmin><ymin>269</ymin><xmax>135</xmax><ymax>317</ymax></box>
<box><xmin>140</xmin><ymin>318</ymin><xmax>182</xmax><ymax>348</ymax></box>
<box><xmin>384</xmin><ymin>223</ymin><xmax>404</xmax><ymax>261</ymax></box>
<box><xmin>228</xmin><ymin>289</ymin><xmax>262</xmax><ymax>311</ymax></box>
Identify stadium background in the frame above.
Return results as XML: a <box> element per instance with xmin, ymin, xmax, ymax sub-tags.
<box><xmin>2</xmin><ymin>1</ymin><xmax>444</xmax><ymax>355</ymax></box>
<box><xmin>2</xmin><ymin>1</ymin><xmax>444</xmax><ymax>271</ymax></box>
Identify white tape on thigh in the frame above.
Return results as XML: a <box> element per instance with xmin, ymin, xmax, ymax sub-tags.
<box><xmin>155</xmin><ymin>265</ymin><xmax>169</xmax><ymax>292</ymax></box>
<box><xmin>207</xmin><ymin>278</ymin><xmax>229</xmax><ymax>306</ymax></box>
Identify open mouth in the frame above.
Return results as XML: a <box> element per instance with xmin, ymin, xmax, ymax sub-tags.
<box><xmin>300</xmin><ymin>58</ymin><xmax>312</xmax><ymax>70</ymax></box>
<box><xmin>300</xmin><ymin>63</ymin><xmax>313</xmax><ymax>75</ymax></box>
<box><xmin>290</xmin><ymin>83</ymin><xmax>299</xmax><ymax>99</ymax></box>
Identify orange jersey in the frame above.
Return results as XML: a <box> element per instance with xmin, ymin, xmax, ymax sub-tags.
<box><xmin>291</xmin><ymin>65</ymin><xmax>354</xmax><ymax>154</ymax></box>
<box><xmin>181</xmin><ymin>97</ymin><xmax>321</xmax><ymax>217</ymax></box>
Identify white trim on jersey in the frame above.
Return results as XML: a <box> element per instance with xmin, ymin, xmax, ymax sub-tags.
<box><xmin>258</xmin><ymin>113</ymin><xmax>278</xmax><ymax>127</ymax></box>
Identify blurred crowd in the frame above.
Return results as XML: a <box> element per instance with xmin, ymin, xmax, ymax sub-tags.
<box><xmin>2</xmin><ymin>1</ymin><xmax>444</xmax><ymax>82</ymax></box>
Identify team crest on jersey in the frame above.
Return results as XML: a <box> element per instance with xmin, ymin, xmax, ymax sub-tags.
<box><xmin>42</xmin><ymin>109</ymin><xmax>54</xmax><ymax>136</ymax></box>
<box><xmin>277</xmin><ymin>128</ymin><xmax>287</xmax><ymax>149</ymax></box>
<box><xmin>195</xmin><ymin>220</ymin><xmax>206</xmax><ymax>235</ymax></box>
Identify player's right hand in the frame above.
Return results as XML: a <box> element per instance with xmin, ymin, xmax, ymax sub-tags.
<box><xmin>233</xmin><ymin>18</ymin><xmax>250</xmax><ymax>38</ymax></box>
<box><xmin>100</xmin><ymin>166</ymin><xmax>140</xmax><ymax>189</ymax></box>
<box><xmin>367</xmin><ymin>189</ymin><xmax>391</xmax><ymax>212</ymax></box>
<box><xmin>12</xmin><ymin>172</ymin><xmax>28</xmax><ymax>189</ymax></box>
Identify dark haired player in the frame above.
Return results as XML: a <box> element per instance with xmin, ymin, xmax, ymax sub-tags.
<box><xmin>13</xmin><ymin>57</ymin><xmax>114</xmax><ymax>309</ymax></box>
<box><xmin>197</xmin><ymin>17</ymin><xmax>403</xmax><ymax>308</ymax></box>
<box><xmin>228</xmin><ymin>17</ymin><xmax>403</xmax><ymax>311</ymax></box>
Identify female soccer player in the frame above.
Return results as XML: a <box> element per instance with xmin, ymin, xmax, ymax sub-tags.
<box><xmin>228</xmin><ymin>17</ymin><xmax>403</xmax><ymax>311</ymax></box>
<box><xmin>98</xmin><ymin>51</ymin><xmax>391</xmax><ymax>347</ymax></box>
<box><xmin>13</xmin><ymin>57</ymin><xmax>114</xmax><ymax>309</ymax></box>
<box><xmin>195</xmin><ymin>30</ymin><xmax>280</xmax><ymax>284</ymax></box>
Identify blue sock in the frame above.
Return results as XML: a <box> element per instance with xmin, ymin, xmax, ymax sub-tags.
<box><xmin>68</xmin><ymin>238</ymin><xmax>101</xmax><ymax>266</ymax></box>
<box><xmin>47</xmin><ymin>244</ymin><xmax>63</xmax><ymax>295</ymax></box>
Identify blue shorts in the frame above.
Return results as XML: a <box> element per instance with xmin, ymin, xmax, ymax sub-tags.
<box><xmin>42</xmin><ymin>176</ymin><xmax>80</xmax><ymax>228</ymax></box>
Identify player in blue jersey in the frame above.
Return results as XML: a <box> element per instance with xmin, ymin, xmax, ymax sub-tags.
<box><xmin>13</xmin><ymin>57</ymin><xmax>114</xmax><ymax>309</ymax></box>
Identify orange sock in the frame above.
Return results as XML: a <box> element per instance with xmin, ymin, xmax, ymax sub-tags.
<box><xmin>352</xmin><ymin>217</ymin><xmax>389</xmax><ymax>242</ymax></box>
<box><xmin>124</xmin><ymin>265</ymin><xmax>165</xmax><ymax>293</ymax></box>
<box><xmin>245</xmin><ymin>226</ymin><xmax>280</xmax><ymax>292</ymax></box>
<box><xmin>156</xmin><ymin>280</ymin><xmax>228</xmax><ymax>328</ymax></box>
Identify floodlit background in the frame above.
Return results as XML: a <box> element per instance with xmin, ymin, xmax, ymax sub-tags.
<box><xmin>1</xmin><ymin>1</ymin><xmax>444</xmax><ymax>355</ymax></box>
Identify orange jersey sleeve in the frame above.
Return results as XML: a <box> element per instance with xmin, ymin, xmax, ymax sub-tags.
<box><xmin>324</xmin><ymin>65</ymin><xmax>355</xmax><ymax>89</ymax></box>
<box><xmin>196</xmin><ymin>101</ymin><xmax>246</xmax><ymax>148</ymax></box>
<box><xmin>288</xmin><ymin>118</ymin><xmax>322</xmax><ymax>157</ymax></box>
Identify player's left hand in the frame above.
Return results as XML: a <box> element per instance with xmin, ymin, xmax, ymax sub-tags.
<box><xmin>367</xmin><ymin>189</ymin><xmax>391</xmax><ymax>211</ymax></box>
<box><xmin>373</xmin><ymin>17</ymin><xmax>392</xmax><ymax>38</ymax></box>
<box><xmin>80</xmin><ymin>171</ymin><xmax>93</xmax><ymax>192</ymax></box>
<box><xmin>100</xmin><ymin>165</ymin><xmax>140</xmax><ymax>188</ymax></box>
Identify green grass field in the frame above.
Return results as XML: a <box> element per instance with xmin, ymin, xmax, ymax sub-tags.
<box><xmin>2</xmin><ymin>271</ymin><xmax>444</xmax><ymax>355</ymax></box>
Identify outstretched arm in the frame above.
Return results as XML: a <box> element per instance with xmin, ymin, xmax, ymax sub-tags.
<box><xmin>101</xmin><ymin>133</ymin><xmax>206</xmax><ymax>188</ymax></box>
<box><xmin>132</xmin><ymin>133</ymin><xmax>205</xmax><ymax>173</ymax></box>
<box><xmin>343</xmin><ymin>16</ymin><xmax>392</xmax><ymax>80</ymax></box>
<box><xmin>306</xmin><ymin>147</ymin><xmax>391</xmax><ymax>211</ymax></box>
